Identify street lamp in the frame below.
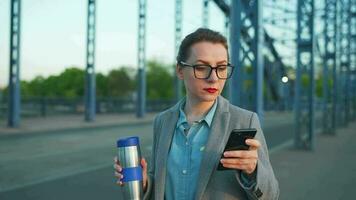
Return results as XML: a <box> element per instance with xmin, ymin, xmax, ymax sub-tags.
<box><xmin>282</xmin><ymin>76</ymin><xmax>289</xmax><ymax>83</ymax></box>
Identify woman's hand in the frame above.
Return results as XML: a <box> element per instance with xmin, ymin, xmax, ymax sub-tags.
<box><xmin>220</xmin><ymin>139</ymin><xmax>261</xmax><ymax>175</ymax></box>
<box><xmin>114</xmin><ymin>157</ymin><xmax>148</xmax><ymax>191</ymax></box>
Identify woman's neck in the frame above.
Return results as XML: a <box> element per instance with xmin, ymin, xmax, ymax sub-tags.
<box><xmin>184</xmin><ymin>97</ymin><xmax>215</xmax><ymax>124</ymax></box>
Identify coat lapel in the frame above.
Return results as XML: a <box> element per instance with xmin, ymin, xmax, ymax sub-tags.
<box><xmin>195</xmin><ymin>96</ymin><xmax>231</xmax><ymax>200</ymax></box>
<box><xmin>155</xmin><ymin>103</ymin><xmax>180</xmax><ymax>200</ymax></box>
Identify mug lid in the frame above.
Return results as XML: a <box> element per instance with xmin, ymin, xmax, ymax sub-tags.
<box><xmin>117</xmin><ymin>136</ymin><xmax>140</xmax><ymax>147</ymax></box>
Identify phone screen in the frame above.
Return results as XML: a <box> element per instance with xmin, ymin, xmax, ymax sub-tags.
<box><xmin>217</xmin><ymin>128</ymin><xmax>257</xmax><ymax>171</ymax></box>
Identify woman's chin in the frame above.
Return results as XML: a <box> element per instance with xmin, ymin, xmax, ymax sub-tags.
<box><xmin>197</xmin><ymin>94</ymin><xmax>219</xmax><ymax>102</ymax></box>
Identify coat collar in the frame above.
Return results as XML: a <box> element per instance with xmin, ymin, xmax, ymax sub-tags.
<box><xmin>154</xmin><ymin>99</ymin><xmax>181</xmax><ymax>199</ymax></box>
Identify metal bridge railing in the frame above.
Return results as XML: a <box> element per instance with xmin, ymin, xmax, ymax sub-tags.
<box><xmin>0</xmin><ymin>97</ymin><xmax>175</xmax><ymax>118</ymax></box>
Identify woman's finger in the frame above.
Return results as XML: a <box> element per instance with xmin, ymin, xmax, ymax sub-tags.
<box><xmin>114</xmin><ymin>171</ymin><xmax>123</xmax><ymax>179</ymax></box>
<box><xmin>116</xmin><ymin>180</ymin><xmax>124</xmax><ymax>186</ymax></box>
<box><xmin>113</xmin><ymin>163</ymin><xmax>122</xmax><ymax>172</ymax></box>
<box><xmin>221</xmin><ymin>158</ymin><xmax>255</xmax><ymax>165</ymax></box>
<box><xmin>224</xmin><ymin>150</ymin><xmax>257</xmax><ymax>159</ymax></box>
<box><xmin>245</xmin><ymin>139</ymin><xmax>261</xmax><ymax>150</ymax></box>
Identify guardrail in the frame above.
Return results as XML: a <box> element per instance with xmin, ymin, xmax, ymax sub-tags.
<box><xmin>0</xmin><ymin>96</ymin><xmax>299</xmax><ymax>119</ymax></box>
<box><xmin>0</xmin><ymin>97</ymin><xmax>175</xmax><ymax>118</ymax></box>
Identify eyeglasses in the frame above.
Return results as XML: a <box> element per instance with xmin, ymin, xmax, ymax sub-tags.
<box><xmin>179</xmin><ymin>61</ymin><xmax>234</xmax><ymax>79</ymax></box>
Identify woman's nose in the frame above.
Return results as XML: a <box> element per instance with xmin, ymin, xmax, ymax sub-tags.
<box><xmin>207</xmin><ymin>69</ymin><xmax>219</xmax><ymax>82</ymax></box>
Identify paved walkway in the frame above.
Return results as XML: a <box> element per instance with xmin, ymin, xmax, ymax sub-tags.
<box><xmin>271</xmin><ymin>121</ymin><xmax>356</xmax><ymax>200</ymax></box>
<box><xmin>1</xmin><ymin>112</ymin><xmax>355</xmax><ymax>200</ymax></box>
<box><xmin>0</xmin><ymin>113</ymin><xmax>157</xmax><ymax>135</ymax></box>
<box><xmin>0</xmin><ymin>111</ymin><xmax>295</xmax><ymax>136</ymax></box>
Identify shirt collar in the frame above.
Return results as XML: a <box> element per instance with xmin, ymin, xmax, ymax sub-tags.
<box><xmin>176</xmin><ymin>99</ymin><xmax>217</xmax><ymax>128</ymax></box>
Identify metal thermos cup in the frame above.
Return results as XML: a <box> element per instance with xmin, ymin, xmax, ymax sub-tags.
<box><xmin>117</xmin><ymin>136</ymin><xmax>143</xmax><ymax>200</ymax></box>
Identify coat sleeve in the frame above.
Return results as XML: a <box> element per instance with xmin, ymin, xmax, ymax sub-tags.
<box><xmin>143</xmin><ymin>115</ymin><xmax>160</xmax><ymax>200</ymax></box>
<box><xmin>235</xmin><ymin>112</ymin><xmax>280</xmax><ymax>200</ymax></box>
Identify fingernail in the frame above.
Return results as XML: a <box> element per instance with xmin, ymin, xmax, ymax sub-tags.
<box><xmin>224</xmin><ymin>152</ymin><xmax>229</xmax><ymax>156</ymax></box>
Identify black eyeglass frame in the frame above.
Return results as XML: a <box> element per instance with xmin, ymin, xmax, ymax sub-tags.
<box><xmin>178</xmin><ymin>61</ymin><xmax>234</xmax><ymax>79</ymax></box>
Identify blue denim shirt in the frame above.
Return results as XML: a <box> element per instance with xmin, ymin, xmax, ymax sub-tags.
<box><xmin>165</xmin><ymin>100</ymin><xmax>217</xmax><ymax>200</ymax></box>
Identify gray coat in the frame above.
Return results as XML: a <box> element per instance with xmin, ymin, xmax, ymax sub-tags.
<box><xmin>144</xmin><ymin>96</ymin><xmax>279</xmax><ymax>200</ymax></box>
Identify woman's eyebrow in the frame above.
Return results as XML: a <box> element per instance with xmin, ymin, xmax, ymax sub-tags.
<box><xmin>216</xmin><ymin>60</ymin><xmax>228</xmax><ymax>64</ymax></box>
<box><xmin>195</xmin><ymin>59</ymin><xmax>210</xmax><ymax>64</ymax></box>
<box><xmin>195</xmin><ymin>59</ymin><xmax>227</xmax><ymax>64</ymax></box>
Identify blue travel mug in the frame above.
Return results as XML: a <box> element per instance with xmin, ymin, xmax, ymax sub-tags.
<box><xmin>117</xmin><ymin>136</ymin><xmax>143</xmax><ymax>200</ymax></box>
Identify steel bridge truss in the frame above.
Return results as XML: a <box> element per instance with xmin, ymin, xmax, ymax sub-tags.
<box><xmin>322</xmin><ymin>0</ymin><xmax>337</xmax><ymax>134</ymax></box>
<box><xmin>8</xmin><ymin>0</ymin><xmax>21</xmax><ymax>127</ymax></box>
<box><xmin>295</xmin><ymin>0</ymin><xmax>315</xmax><ymax>150</ymax></box>
<box><xmin>85</xmin><ymin>0</ymin><xmax>96</xmax><ymax>121</ymax></box>
<box><xmin>136</xmin><ymin>0</ymin><xmax>147</xmax><ymax>118</ymax></box>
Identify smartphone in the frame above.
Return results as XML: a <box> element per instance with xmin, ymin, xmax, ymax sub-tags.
<box><xmin>217</xmin><ymin>128</ymin><xmax>257</xmax><ymax>171</ymax></box>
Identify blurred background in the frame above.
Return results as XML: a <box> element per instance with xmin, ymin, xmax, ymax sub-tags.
<box><xmin>0</xmin><ymin>0</ymin><xmax>355</xmax><ymax>199</ymax></box>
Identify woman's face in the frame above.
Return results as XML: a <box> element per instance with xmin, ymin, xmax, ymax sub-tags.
<box><xmin>177</xmin><ymin>41</ymin><xmax>228</xmax><ymax>103</ymax></box>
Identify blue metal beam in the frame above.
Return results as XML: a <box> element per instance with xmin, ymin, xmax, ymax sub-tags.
<box><xmin>351</xmin><ymin>1</ymin><xmax>356</xmax><ymax>120</ymax></box>
<box><xmin>216</xmin><ymin>1</ymin><xmax>287</xmax><ymax>117</ymax></box>
<box><xmin>213</xmin><ymin>0</ymin><xmax>229</xmax><ymax>15</ymax></box>
<box><xmin>250</xmin><ymin>0</ymin><xmax>264</xmax><ymax>120</ymax></box>
<box><xmin>234</xmin><ymin>0</ymin><xmax>264</xmax><ymax>119</ymax></box>
<box><xmin>323</xmin><ymin>0</ymin><xmax>337</xmax><ymax>134</ymax></box>
<box><xmin>229</xmin><ymin>0</ymin><xmax>242</xmax><ymax>107</ymax></box>
<box><xmin>174</xmin><ymin>0</ymin><xmax>183</xmax><ymax>102</ymax></box>
<box><xmin>333</xmin><ymin>0</ymin><xmax>341</xmax><ymax>129</ymax></box>
<box><xmin>213</xmin><ymin>0</ymin><xmax>287</xmax><ymax>74</ymax></box>
<box><xmin>339</xmin><ymin>0</ymin><xmax>351</xmax><ymax>126</ymax></box>
<box><xmin>136</xmin><ymin>0</ymin><xmax>147</xmax><ymax>118</ymax></box>
<box><xmin>85</xmin><ymin>0</ymin><xmax>96</xmax><ymax>122</ymax></box>
<box><xmin>203</xmin><ymin>0</ymin><xmax>209</xmax><ymax>28</ymax></box>
<box><xmin>222</xmin><ymin>9</ymin><xmax>230</xmax><ymax>99</ymax></box>
<box><xmin>346</xmin><ymin>0</ymin><xmax>353</xmax><ymax>123</ymax></box>
<box><xmin>295</xmin><ymin>0</ymin><xmax>315</xmax><ymax>150</ymax></box>
<box><xmin>8</xmin><ymin>0</ymin><xmax>21</xmax><ymax>127</ymax></box>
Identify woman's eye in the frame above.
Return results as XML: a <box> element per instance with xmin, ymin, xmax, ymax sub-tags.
<box><xmin>195</xmin><ymin>66</ymin><xmax>208</xmax><ymax>71</ymax></box>
<box><xmin>218</xmin><ymin>66</ymin><xmax>227</xmax><ymax>71</ymax></box>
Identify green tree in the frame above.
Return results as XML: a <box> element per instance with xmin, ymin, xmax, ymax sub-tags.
<box><xmin>57</xmin><ymin>67</ymin><xmax>84</xmax><ymax>98</ymax></box>
<box><xmin>3</xmin><ymin>61</ymin><xmax>178</xmax><ymax>101</ymax></box>
<box><xmin>20</xmin><ymin>81</ymin><xmax>31</xmax><ymax>97</ymax></box>
<box><xmin>96</xmin><ymin>72</ymin><xmax>108</xmax><ymax>97</ymax></box>
<box><xmin>107</xmin><ymin>67</ymin><xmax>135</xmax><ymax>97</ymax></box>
<box><xmin>34</xmin><ymin>67</ymin><xmax>84</xmax><ymax>98</ymax></box>
<box><xmin>42</xmin><ymin>75</ymin><xmax>60</xmax><ymax>97</ymax></box>
<box><xmin>146</xmin><ymin>60</ymin><xmax>174</xmax><ymax>100</ymax></box>
<box><xmin>27</xmin><ymin>76</ymin><xmax>45</xmax><ymax>96</ymax></box>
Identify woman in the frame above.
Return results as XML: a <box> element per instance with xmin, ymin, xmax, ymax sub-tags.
<box><xmin>115</xmin><ymin>28</ymin><xmax>279</xmax><ymax>200</ymax></box>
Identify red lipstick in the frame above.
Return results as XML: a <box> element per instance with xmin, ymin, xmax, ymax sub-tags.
<box><xmin>204</xmin><ymin>88</ymin><xmax>218</xmax><ymax>93</ymax></box>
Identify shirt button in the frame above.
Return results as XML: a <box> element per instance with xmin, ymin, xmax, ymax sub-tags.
<box><xmin>185</xmin><ymin>142</ymin><xmax>189</xmax><ymax>145</ymax></box>
<box><xmin>182</xmin><ymin>170</ymin><xmax>187</xmax><ymax>174</ymax></box>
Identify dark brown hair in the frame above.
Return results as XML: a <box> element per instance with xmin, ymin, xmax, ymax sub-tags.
<box><xmin>176</xmin><ymin>28</ymin><xmax>229</xmax><ymax>63</ymax></box>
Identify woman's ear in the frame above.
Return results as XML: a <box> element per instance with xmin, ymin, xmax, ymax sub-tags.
<box><xmin>176</xmin><ymin>64</ymin><xmax>184</xmax><ymax>80</ymax></box>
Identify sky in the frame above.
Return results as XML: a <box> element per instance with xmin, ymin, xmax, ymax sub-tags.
<box><xmin>0</xmin><ymin>0</ymin><xmax>227</xmax><ymax>88</ymax></box>
<box><xmin>0</xmin><ymin>0</ymin><xmax>328</xmax><ymax>89</ymax></box>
